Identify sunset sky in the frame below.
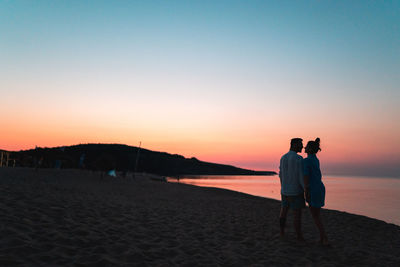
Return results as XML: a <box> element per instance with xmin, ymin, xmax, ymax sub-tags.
<box><xmin>1</xmin><ymin>1</ymin><xmax>399</xmax><ymax>176</ymax></box>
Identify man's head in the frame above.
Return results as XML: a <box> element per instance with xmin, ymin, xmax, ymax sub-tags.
<box><xmin>290</xmin><ymin>138</ymin><xmax>303</xmax><ymax>153</ymax></box>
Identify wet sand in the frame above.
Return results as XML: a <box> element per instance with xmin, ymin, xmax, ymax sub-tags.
<box><xmin>0</xmin><ymin>168</ymin><xmax>399</xmax><ymax>266</ymax></box>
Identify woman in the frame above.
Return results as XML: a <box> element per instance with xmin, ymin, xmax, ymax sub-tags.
<box><xmin>304</xmin><ymin>138</ymin><xmax>329</xmax><ymax>245</ymax></box>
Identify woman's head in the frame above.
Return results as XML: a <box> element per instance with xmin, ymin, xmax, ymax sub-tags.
<box><xmin>305</xmin><ymin>138</ymin><xmax>321</xmax><ymax>154</ymax></box>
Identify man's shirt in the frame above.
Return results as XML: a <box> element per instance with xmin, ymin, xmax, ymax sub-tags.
<box><xmin>279</xmin><ymin>151</ymin><xmax>304</xmax><ymax>196</ymax></box>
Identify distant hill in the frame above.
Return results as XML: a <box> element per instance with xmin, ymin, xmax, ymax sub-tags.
<box><xmin>3</xmin><ymin>144</ymin><xmax>276</xmax><ymax>176</ymax></box>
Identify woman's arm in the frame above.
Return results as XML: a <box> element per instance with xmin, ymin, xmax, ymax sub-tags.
<box><xmin>304</xmin><ymin>175</ymin><xmax>310</xmax><ymax>202</ymax></box>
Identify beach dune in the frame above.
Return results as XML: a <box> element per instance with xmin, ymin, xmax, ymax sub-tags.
<box><xmin>0</xmin><ymin>168</ymin><xmax>399</xmax><ymax>266</ymax></box>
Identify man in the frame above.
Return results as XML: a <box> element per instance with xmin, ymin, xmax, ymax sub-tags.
<box><xmin>279</xmin><ymin>138</ymin><xmax>305</xmax><ymax>240</ymax></box>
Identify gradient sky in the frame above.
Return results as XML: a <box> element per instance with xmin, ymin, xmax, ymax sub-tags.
<box><xmin>1</xmin><ymin>1</ymin><xmax>399</xmax><ymax>176</ymax></box>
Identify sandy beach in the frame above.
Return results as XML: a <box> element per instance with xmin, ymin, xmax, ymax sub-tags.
<box><xmin>0</xmin><ymin>168</ymin><xmax>399</xmax><ymax>266</ymax></box>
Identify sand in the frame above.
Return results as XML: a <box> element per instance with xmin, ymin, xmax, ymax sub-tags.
<box><xmin>0</xmin><ymin>168</ymin><xmax>399</xmax><ymax>266</ymax></box>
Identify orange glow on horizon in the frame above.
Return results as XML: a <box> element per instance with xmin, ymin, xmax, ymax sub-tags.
<box><xmin>1</xmin><ymin>106</ymin><xmax>399</xmax><ymax>174</ymax></box>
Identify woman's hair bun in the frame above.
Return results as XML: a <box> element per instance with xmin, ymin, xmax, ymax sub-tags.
<box><xmin>307</xmin><ymin>138</ymin><xmax>322</xmax><ymax>153</ymax></box>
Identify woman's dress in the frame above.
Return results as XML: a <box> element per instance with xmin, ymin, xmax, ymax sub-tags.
<box><xmin>304</xmin><ymin>154</ymin><xmax>325</xmax><ymax>208</ymax></box>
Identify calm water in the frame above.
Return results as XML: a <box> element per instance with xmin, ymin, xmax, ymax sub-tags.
<box><xmin>168</xmin><ymin>175</ymin><xmax>400</xmax><ymax>226</ymax></box>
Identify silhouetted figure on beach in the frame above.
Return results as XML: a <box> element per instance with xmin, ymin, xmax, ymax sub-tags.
<box><xmin>304</xmin><ymin>138</ymin><xmax>329</xmax><ymax>245</ymax></box>
<box><xmin>279</xmin><ymin>138</ymin><xmax>305</xmax><ymax>240</ymax></box>
<box><xmin>79</xmin><ymin>153</ymin><xmax>86</xmax><ymax>169</ymax></box>
<box><xmin>34</xmin><ymin>146</ymin><xmax>44</xmax><ymax>171</ymax></box>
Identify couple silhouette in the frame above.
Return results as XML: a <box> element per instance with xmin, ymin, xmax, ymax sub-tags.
<box><xmin>278</xmin><ymin>137</ymin><xmax>329</xmax><ymax>245</ymax></box>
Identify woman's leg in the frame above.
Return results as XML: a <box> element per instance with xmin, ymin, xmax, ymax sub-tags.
<box><xmin>309</xmin><ymin>206</ymin><xmax>328</xmax><ymax>243</ymax></box>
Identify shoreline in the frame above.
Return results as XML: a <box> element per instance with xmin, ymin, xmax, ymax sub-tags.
<box><xmin>174</xmin><ymin>181</ymin><xmax>400</xmax><ymax>227</ymax></box>
<box><xmin>169</xmin><ymin>175</ymin><xmax>400</xmax><ymax>226</ymax></box>
<box><xmin>1</xmin><ymin>168</ymin><xmax>399</xmax><ymax>265</ymax></box>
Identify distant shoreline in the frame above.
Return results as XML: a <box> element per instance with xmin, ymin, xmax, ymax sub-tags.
<box><xmin>1</xmin><ymin>143</ymin><xmax>276</xmax><ymax>176</ymax></box>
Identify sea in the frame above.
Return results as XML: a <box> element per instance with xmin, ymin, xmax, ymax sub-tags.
<box><xmin>167</xmin><ymin>175</ymin><xmax>400</xmax><ymax>226</ymax></box>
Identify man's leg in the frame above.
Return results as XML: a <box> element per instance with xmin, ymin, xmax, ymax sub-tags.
<box><xmin>279</xmin><ymin>207</ymin><xmax>289</xmax><ymax>237</ymax></box>
<box><xmin>293</xmin><ymin>208</ymin><xmax>304</xmax><ymax>241</ymax></box>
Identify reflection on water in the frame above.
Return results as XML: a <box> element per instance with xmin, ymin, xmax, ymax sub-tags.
<box><xmin>168</xmin><ymin>175</ymin><xmax>400</xmax><ymax>226</ymax></box>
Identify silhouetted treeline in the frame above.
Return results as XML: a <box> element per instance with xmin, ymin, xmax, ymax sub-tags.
<box><xmin>5</xmin><ymin>144</ymin><xmax>276</xmax><ymax>176</ymax></box>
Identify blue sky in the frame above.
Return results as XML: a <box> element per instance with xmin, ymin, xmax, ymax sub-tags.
<box><xmin>1</xmin><ymin>1</ymin><xmax>399</xmax><ymax>176</ymax></box>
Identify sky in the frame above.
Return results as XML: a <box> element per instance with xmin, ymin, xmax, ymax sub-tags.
<box><xmin>1</xmin><ymin>0</ymin><xmax>399</xmax><ymax>177</ymax></box>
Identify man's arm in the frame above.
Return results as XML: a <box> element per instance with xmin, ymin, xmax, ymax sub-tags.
<box><xmin>298</xmin><ymin>158</ymin><xmax>305</xmax><ymax>189</ymax></box>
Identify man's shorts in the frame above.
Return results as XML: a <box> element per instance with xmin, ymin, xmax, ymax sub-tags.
<box><xmin>281</xmin><ymin>193</ymin><xmax>305</xmax><ymax>210</ymax></box>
